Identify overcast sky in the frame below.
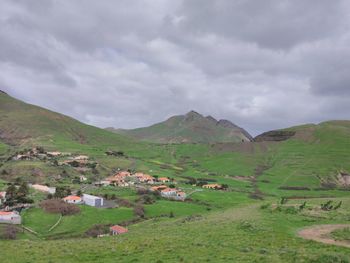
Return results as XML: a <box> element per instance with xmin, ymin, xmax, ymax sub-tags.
<box><xmin>1</xmin><ymin>0</ymin><xmax>350</xmax><ymax>135</ymax></box>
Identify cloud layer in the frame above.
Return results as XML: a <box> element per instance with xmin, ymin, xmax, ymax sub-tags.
<box><xmin>1</xmin><ymin>0</ymin><xmax>350</xmax><ymax>135</ymax></box>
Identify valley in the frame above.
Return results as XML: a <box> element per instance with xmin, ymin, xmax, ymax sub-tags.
<box><xmin>1</xmin><ymin>91</ymin><xmax>350</xmax><ymax>262</ymax></box>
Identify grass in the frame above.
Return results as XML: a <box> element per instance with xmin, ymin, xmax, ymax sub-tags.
<box><xmin>331</xmin><ymin>227</ymin><xmax>350</xmax><ymax>241</ymax></box>
<box><xmin>22</xmin><ymin>205</ymin><xmax>134</xmax><ymax>239</ymax></box>
<box><xmin>3</xmin><ymin>198</ymin><xmax>350</xmax><ymax>262</ymax></box>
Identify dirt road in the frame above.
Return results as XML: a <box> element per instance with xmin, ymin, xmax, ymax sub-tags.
<box><xmin>298</xmin><ymin>224</ymin><xmax>350</xmax><ymax>248</ymax></box>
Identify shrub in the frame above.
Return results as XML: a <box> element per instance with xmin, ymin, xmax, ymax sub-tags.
<box><xmin>40</xmin><ymin>199</ymin><xmax>80</xmax><ymax>216</ymax></box>
<box><xmin>134</xmin><ymin>205</ymin><xmax>145</xmax><ymax>218</ymax></box>
<box><xmin>1</xmin><ymin>225</ymin><xmax>19</xmax><ymax>240</ymax></box>
<box><xmin>85</xmin><ymin>224</ymin><xmax>110</xmax><ymax>238</ymax></box>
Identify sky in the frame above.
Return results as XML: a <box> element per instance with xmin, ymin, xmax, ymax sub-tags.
<box><xmin>1</xmin><ymin>0</ymin><xmax>350</xmax><ymax>136</ymax></box>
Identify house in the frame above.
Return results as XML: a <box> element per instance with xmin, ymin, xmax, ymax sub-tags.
<box><xmin>0</xmin><ymin>192</ymin><xmax>6</xmax><ymax>205</ymax></box>
<box><xmin>150</xmin><ymin>185</ymin><xmax>167</xmax><ymax>192</ymax></box>
<box><xmin>63</xmin><ymin>195</ymin><xmax>83</xmax><ymax>204</ymax></box>
<box><xmin>47</xmin><ymin>151</ymin><xmax>62</xmax><ymax>157</ymax></box>
<box><xmin>134</xmin><ymin>173</ymin><xmax>155</xmax><ymax>184</ymax></box>
<box><xmin>83</xmin><ymin>194</ymin><xmax>104</xmax><ymax>207</ymax></box>
<box><xmin>0</xmin><ymin>211</ymin><xmax>21</xmax><ymax>224</ymax></box>
<box><xmin>202</xmin><ymin>184</ymin><xmax>222</xmax><ymax>190</ymax></box>
<box><xmin>110</xmin><ymin>225</ymin><xmax>128</xmax><ymax>235</ymax></box>
<box><xmin>74</xmin><ymin>155</ymin><xmax>89</xmax><ymax>161</ymax></box>
<box><xmin>30</xmin><ymin>184</ymin><xmax>56</xmax><ymax>194</ymax></box>
<box><xmin>160</xmin><ymin>188</ymin><xmax>178</xmax><ymax>197</ymax></box>
<box><xmin>158</xmin><ymin>177</ymin><xmax>170</xmax><ymax>183</ymax></box>
<box><xmin>174</xmin><ymin>191</ymin><xmax>186</xmax><ymax>201</ymax></box>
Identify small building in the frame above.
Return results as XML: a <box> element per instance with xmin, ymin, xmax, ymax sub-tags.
<box><xmin>83</xmin><ymin>194</ymin><xmax>104</xmax><ymax>207</ymax></box>
<box><xmin>158</xmin><ymin>177</ymin><xmax>170</xmax><ymax>183</ymax></box>
<box><xmin>202</xmin><ymin>184</ymin><xmax>222</xmax><ymax>190</ymax></box>
<box><xmin>0</xmin><ymin>192</ymin><xmax>6</xmax><ymax>205</ymax></box>
<box><xmin>74</xmin><ymin>155</ymin><xmax>89</xmax><ymax>161</ymax></box>
<box><xmin>30</xmin><ymin>184</ymin><xmax>56</xmax><ymax>194</ymax></box>
<box><xmin>160</xmin><ymin>188</ymin><xmax>178</xmax><ymax>197</ymax></box>
<box><xmin>150</xmin><ymin>185</ymin><xmax>167</xmax><ymax>192</ymax></box>
<box><xmin>134</xmin><ymin>173</ymin><xmax>155</xmax><ymax>184</ymax></box>
<box><xmin>174</xmin><ymin>191</ymin><xmax>186</xmax><ymax>201</ymax></box>
<box><xmin>63</xmin><ymin>195</ymin><xmax>83</xmax><ymax>204</ymax></box>
<box><xmin>110</xmin><ymin>225</ymin><xmax>128</xmax><ymax>235</ymax></box>
<box><xmin>0</xmin><ymin>211</ymin><xmax>21</xmax><ymax>224</ymax></box>
<box><xmin>47</xmin><ymin>151</ymin><xmax>62</xmax><ymax>157</ymax></box>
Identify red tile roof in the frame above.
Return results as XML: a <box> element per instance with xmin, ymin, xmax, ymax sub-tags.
<box><xmin>110</xmin><ymin>225</ymin><xmax>128</xmax><ymax>234</ymax></box>
<box><xmin>0</xmin><ymin>211</ymin><xmax>15</xmax><ymax>216</ymax></box>
<box><xmin>63</xmin><ymin>195</ymin><xmax>82</xmax><ymax>201</ymax></box>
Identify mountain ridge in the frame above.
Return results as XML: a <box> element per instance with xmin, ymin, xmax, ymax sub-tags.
<box><xmin>108</xmin><ymin>110</ymin><xmax>253</xmax><ymax>144</ymax></box>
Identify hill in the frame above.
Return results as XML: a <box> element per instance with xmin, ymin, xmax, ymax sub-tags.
<box><xmin>0</xmin><ymin>90</ymin><xmax>136</xmax><ymax>148</ymax></box>
<box><xmin>108</xmin><ymin>111</ymin><xmax>252</xmax><ymax>144</ymax></box>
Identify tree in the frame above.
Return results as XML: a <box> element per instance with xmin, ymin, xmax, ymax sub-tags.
<box><xmin>6</xmin><ymin>184</ymin><xmax>17</xmax><ymax>199</ymax></box>
<box><xmin>77</xmin><ymin>190</ymin><xmax>82</xmax><ymax>196</ymax></box>
<box><xmin>17</xmin><ymin>182</ymin><xmax>29</xmax><ymax>197</ymax></box>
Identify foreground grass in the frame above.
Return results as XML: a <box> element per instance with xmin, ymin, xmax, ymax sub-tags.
<box><xmin>3</xmin><ymin>199</ymin><xmax>350</xmax><ymax>263</ymax></box>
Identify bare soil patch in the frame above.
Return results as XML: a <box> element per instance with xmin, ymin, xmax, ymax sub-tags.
<box><xmin>298</xmin><ymin>224</ymin><xmax>350</xmax><ymax>248</ymax></box>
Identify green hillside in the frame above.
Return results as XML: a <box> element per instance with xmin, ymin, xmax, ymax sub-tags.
<box><xmin>109</xmin><ymin>110</ymin><xmax>252</xmax><ymax>144</ymax></box>
<box><xmin>1</xmin><ymin>92</ymin><xmax>350</xmax><ymax>262</ymax></box>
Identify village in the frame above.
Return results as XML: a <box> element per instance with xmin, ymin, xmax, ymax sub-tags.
<box><xmin>0</xmin><ymin>148</ymin><xmax>227</xmax><ymax>239</ymax></box>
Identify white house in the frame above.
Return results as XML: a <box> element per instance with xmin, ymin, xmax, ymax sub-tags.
<box><xmin>0</xmin><ymin>192</ymin><xmax>6</xmax><ymax>205</ymax></box>
<box><xmin>83</xmin><ymin>194</ymin><xmax>104</xmax><ymax>207</ymax></box>
<box><xmin>63</xmin><ymin>195</ymin><xmax>83</xmax><ymax>204</ymax></box>
<box><xmin>0</xmin><ymin>211</ymin><xmax>21</xmax><ymax>224</ymax></box>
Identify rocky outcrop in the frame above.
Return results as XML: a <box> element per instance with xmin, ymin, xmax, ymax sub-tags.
<box><xmin>254</xmin><ymin>130</ymin><xmax>296</xmax><ymax>142</ymax></box>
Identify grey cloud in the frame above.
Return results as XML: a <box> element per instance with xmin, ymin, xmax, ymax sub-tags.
<box><xmin>0</xmin><ymin>0</ymin><xmax>350</xmax><ymax>136</ymax></box>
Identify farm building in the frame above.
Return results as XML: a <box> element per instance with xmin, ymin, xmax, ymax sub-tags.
<box><xmin>158</xmin><ymin>177</ymin><xmax>170</xmax><ymax>183</ymax></box>
<box><xmin>63</xmin><ymin>195</ymin><xmax>83</xmax><ymax>204</ymax></box>
<box><xmin>30</xmin><ymin>184</ymin><xmax>56</xmax><ymax>194</ymax></box>
<box><xmin>0</xmin><ymin>211</ymin><xmax>21</xmax><ymax>224</ymax></box>
<box><xmin>110</xmin><ymin>225</ymin><xmax>128</xmax><ymax>235</ymax></box>
<box><xmin>47</xmin><ymin>151</ymin><xmax>62</xmax><ymax>157</ymax></box>
<box><xmin>134</xmin><ymin>173</ymin><xmax>155</xmax><ymax>184</ymax></box>
<box><xmin>83</xmin><ymin>194</ymin><xmax>104</xmax><ymax>207</ymax></box>
<box><xmin>202</xmin><ymin>184</ymin><xmax>222</xmax><ymax>189</ymax></box>
<box><xmin>0</xmin><ymin>192</ymin><xmax>6</xmax><ymax>205</ymax></box>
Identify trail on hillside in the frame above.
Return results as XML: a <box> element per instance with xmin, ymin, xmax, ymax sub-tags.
<box><xmin>298</xmin><ymin>224</ymin><xmax>350</xmax><ymax>248</ymax></box>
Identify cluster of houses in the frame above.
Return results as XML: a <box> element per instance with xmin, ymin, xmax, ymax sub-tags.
<box><xmin>96</xmin><ymin>171</ymin><xmax>171</xmax><ymax>187</ymax></box>
<box><xmin>0</xmin><ymin>191</ymin><xmax>22</xmax><ymax>224</ymax></box>
<box><xmin>12</xmin><ymin>147</ymin><xmax>70</xmax><ymax>161</ymax></box>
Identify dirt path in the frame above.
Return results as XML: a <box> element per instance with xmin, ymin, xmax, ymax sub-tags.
<box><xmin>298</xmin><ymin>224</ymin><xmax>350</xmax><ymax>248</ymax></box>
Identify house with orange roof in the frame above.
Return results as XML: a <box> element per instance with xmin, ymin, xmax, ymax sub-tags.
<box><xmin>110</xmin><ymin>225</ymin><xmax>128</xmax><ymax>235</ymax></box>
<box><xmin>63</xmin><ymin>195</ymin><xmax>83</xmax><ymax>204</ymax></box>
<box><xmin>0</xmin><ymin>211</ymin><xmax>21</xmax><ymax>224</ymax></box>
<box><xmin>202</xmin><ymin>184</ymin><xmax>222</xmax><ymax>190</ymax></box>
<box><xmin>134</xmin><ymin>173</ymin><xmax>155</xmax><ymax>184</ymax></box>
<box><xmin>158</xmin><ymin>177</ymin><xmax>170</xmax><ymax>183</ymax></box>
<box><xmin>150</xmin><ymin>185</ymin><xmax>167</xmax><ymax>192</ymax></box>
<box><xmin>160</xmin><ymin>188</ymin><xmax>187</xmax><ymax>201</ymax></box>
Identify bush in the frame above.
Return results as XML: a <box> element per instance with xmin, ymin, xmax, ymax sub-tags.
<box><xmin>134</xmin><ymin>205</ymin><xmax>145</xmax><ymax>218</ymax></box>
<box><xmin>40</xmin><ymin>199</ymin><xmax>80</xmax><ymax>216</ymax></box>
<box><xmin>85</xmin><ymin>224</ymin><xmax>110</xmax><ymax>238</ymax></box>
<box><xmin>1</xmin><ymin>225</ymin><xmax>19</xmax><ymax>240</ymax></box>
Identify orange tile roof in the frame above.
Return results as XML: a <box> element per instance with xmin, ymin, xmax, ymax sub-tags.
<box><xmin>63</xmin><ymin>195</ymin><xmax>81</xmax><ymax>201</ymax></box>
<box><xmin>159</xmin><ymin>177</ymin><xmax>169</xmax><ymax>181</ymax></box>
<box><xmin>110</xmin><ymin>225</ymin><xmax>128</xmax><ymax>234</ymax></box>
<box><xmin>0</xmin><ymin>211</ymin><xmax>15</xmax><ymax>216</ymax></box>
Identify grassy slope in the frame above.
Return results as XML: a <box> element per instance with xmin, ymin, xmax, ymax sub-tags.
<box><xmin>3</xmin><ymin>198</ymin><xmax>350</xmax><ymax>262</ymax></box>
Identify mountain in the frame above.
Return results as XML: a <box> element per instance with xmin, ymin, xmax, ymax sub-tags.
<box><xmin>0</xmin><ymin>90</ymin><xmax>133</xmax><ymax>148</ymax></box>
<box><xmin>108</xmin><ymin>111</ymin><xmax>253</xmax><ymax>144</ymax></box>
